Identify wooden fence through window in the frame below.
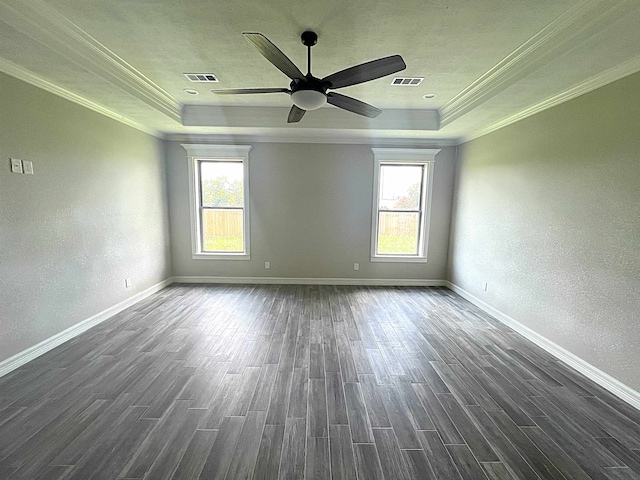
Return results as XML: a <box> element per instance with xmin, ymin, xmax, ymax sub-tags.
<box><xmin>202</xmin><ymin>210</ymin><xmax>418</xmax><ymax>237</ymax></box>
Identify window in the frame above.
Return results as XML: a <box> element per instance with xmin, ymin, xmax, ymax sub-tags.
<box><xmin>182</xmin><ymin>144</ymin><xmax>251</xmax><ymax>259</ymax></box>
<box><xmin>370</xmin><ymin>148</ymin><xmax>440</xmax><ymax>262</ymax></box>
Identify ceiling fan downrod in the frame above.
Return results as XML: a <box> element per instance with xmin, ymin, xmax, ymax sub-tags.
<box><xmin>301</xmin><ymin>30</ymin><xmax>318</xmax><ymax>76</ymax></box>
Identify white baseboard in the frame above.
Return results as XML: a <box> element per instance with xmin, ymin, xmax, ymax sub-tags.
<box><xmin>445</xmin><ymin>281</ymin><xmax>640</xmax><ymax>411</ymax></box>
<box><xmin>172</xmin><ymin>276</ymin><xmax>446</xmax><ymax>287</ymax></box>
<box><xmin>0</xmin><ymin>278</ymin><xmax>173</xmax><ymax>378</ymax></box>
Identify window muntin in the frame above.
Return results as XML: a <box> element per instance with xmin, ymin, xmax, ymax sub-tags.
<box><xmin>371</xmin><ymin>148</ymin><xmax>439</xmax><ymax>263</ymax></box>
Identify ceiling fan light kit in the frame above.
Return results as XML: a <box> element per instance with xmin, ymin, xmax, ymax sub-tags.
<box><xmin>291</xmin><ymin>90</ymin><xmax>326</xmax><ymax>110</ymax></box>
<box><xmin>211</xmin><ymin>30</ymin><xmax>406</xmax><ymax>123</ymax></box>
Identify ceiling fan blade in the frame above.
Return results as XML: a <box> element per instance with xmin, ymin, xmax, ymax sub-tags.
<box><xmin>287</xmin><ymin>105</ymin><xmax>306</xmax><ymax>123</ymax></box>
<box><xmin>326</xmin><ymin>92</ymin><xmax>382</xmax><ymax>118</ymax></box>
<box><xmin>243</xmin><ymin>33</ymin><xmax>305</xmax><ymax>80</ymax></box>
<box><xmin>323</xmin><ymin>55</ymin><xmax>406</xmax><ymax>89</ymax></box>
<box><xmin>211</xmin><ymin>88</ymin><xmax>290</xmax><ymax>95</ymax></box>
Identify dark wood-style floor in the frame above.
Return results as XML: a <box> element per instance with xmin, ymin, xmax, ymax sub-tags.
<box><xmin>1</xmin><ymin>285</ymin><xmax>639</xmax><ymax>480</ymax></box>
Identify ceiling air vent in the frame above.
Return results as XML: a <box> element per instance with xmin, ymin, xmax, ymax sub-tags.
<box><xmin>184</xmin><ymin>73</ymin><xmax>218</xmax><ymax>83</ymax></box>
<box><xmin>391</xmin><ymin>77</ymin><xmax>424</xmax><ymax>86</ymax></box>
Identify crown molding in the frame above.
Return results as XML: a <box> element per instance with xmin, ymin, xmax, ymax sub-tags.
<box><xmin>0</xmin><ymin>0</ymin><xmax>181</xmax><ymax>122</ymax></box>
<box><xmin>0</xmin><ymin>58</ymin><xmax>162</xmax><ymax>138</ymax></box>
<box><xmin>458</xmin><ymin>57</ymin><xmax>640</xmax><ymax>145</ymax></box>
<box><xmin>439</xmin><ymin>0</ymin><xmax>638</xmax><ymax>127</ymax></box>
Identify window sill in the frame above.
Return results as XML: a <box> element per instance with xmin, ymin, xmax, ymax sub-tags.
<box><xmin>192</xmin><ymin>253</ymin><xmax>251</xmax><ymax>260</ymax></box>
<box><xmin>370</xmin><ymin>255</ymin><xmax>428</xmax><ymax>263</ymax></box>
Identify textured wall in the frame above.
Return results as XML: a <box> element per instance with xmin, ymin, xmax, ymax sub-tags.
<box><xmin>0</xmin><ymin>73</ymin><xmax>172</xmax><ymax>363</ymax></box>
<box><xmin>449</xmin><ymin>72</ymin><xmax>640</xmax><ymax>391</ymax></box>
<box><xmin>166</xmin><ymin>141</ymin><xmax>455</xmax><ymax>280</ymax></box>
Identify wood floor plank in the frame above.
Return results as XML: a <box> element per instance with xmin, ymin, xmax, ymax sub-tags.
<box><xmin>306</xmin><ymin>436</ymin><xmax>331</xmax><ymax>480</ymax></box>
<box><xmin>418</xmin><ymin>430</ymin><xmax>463</xmax><ymax>480</ymax></box>
<box><xmin>253</xmin><ymin>424</ymin><xmax>286</xmax><ymax>480</ymax></box>
<box><xmin>199</xmin><ymin>416</ymin><xmax>245</xmax><ymax>480</ymax></box>
<box><xmin>482</xmin><ymin>462</ymin><xmax>514</xmax><ymax>480</ymax></box>
<box><xmin>353</xmin><ymin>443</ymin><xmax>384</xmax><ymax>480</ymax></box>
<box><xmin>279</xmin><ymin>417</ymin><xmax>307</xmax><ymax>480</ymax></box>
<box><xmin>447</xmin><ymin>443</ymin><xmax>490</xmax><ymax>480</ymax></box>
<box><xmin>465</xmin><ymin>405</ymin><xmax>541</xmax><ymax>480</ymax></box>
<box><xmin>249</xmin><ymin>364</ymin><xmax>279</xmax><ymax>411</ymax></box>
<box><xmin>0</xmin><ymin>285</ymin><xmax>638</xmax><ymax>480</ymax></box>
<box><xmin>329</xmin><ymin>424</ymin><xmax>358</xmax><ymax>480</ymax></box>
<box><xmin>393</xmin><ymin>375</ymin><xmax>435</xmax><ymax>430</ymax></box>
<box><xmin>373</xmin><ymin>427</ymin><xmax>412</xmax><ymax>480</ymax></box>
<box><xmin>288</xmin><ymin>367</ymin><xmax>309</xmax><ymax>418</ymax></box>
<box><xmin>412</xmin><ymin>383</ymin><xmax>463</xmax><ymax>444</ymax></box>
<box><xmin>326</xmin><ymin>371</ymin><xmax>348</xmax><ymax>425</ymax></box>
<box><xmin>359</xmin><ymin>374</ymin><xmax>392</xmax><ymax>428</ymax></box>
<box><xmin>308</xmin><ymin>378</ymin><xmax>328</xmax><ymax>438</ymax></box>
<box><xmin>266</xmin><ymin>371</ymin><xmax>293</xmax><ymax>425</ymax></box>
<box><xmin>403</xmin><ymin>448</ymin><xmax>437</xmax><ymax>480</ymax></box>
<box><xmin>435</xmin><ymin>393</ymin><xmax>499</xmax><ymax>462</ymax></box>
<box><xmin>605</xmin><ymin>467</ymin><xmax>640</xmax><ymax>480</ymax></box>
<box><xmin>225</xmin><ymin>410</ymin><xmax>267</xmax><ymax>480</ymax></box>
<box><xmin>172</xmin><ymin>429</ymin><xmax>217</xmax><ymax>480</ymax></box>
<box><xmin>343</xmin><ymin>382</ymin><xmax>373</xmax><ymax>443</ymax></box>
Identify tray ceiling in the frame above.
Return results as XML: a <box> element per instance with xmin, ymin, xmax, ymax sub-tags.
<box><xmin>1</xmin><ymin>0</ymin><xmax>639</xmax><ymax>143</ymax></box>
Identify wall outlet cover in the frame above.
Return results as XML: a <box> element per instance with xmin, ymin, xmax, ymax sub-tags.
<box><xmin>22</xmin><ymin>160</ymin><xmax>34</xmax><ymax>175</ymax></box>
<box><xmin>10</xmin><ymin>158</ymin><xmax>23</xmax><ymax>174</ymax></box>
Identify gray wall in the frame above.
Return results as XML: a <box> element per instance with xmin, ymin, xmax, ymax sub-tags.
<box><xmin>166</xmin><ymin>141</ymin><xmax>455</xmax><ymax>280</ymax></box>
<box><xmin>448</xmin><ymin>72</ymin><xmax>640</xmax><ymax>391</ymax></box>
<box><xmin>0</xmin><ymin>73</ymin><xmax>172</xmax><ymax>363</ymax></box>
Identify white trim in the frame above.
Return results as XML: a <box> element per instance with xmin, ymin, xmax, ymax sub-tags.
<box><xmin>181</xmin><ymin>144</ymin><xmax>253</xmax><ymax>158</ymax></box>
<box><xmin>371</xmin><ymin>148</ymin><xmax>442</xmax><ymax>161</ymax></box>
<box><xmin>182</xmin><ymin>144</ymin><xmax>252</xmax><ymax>260</ymax></box>
<box><xmin>459</xmin><ymin>57</ymin><xmax>640</xmax><ymax>144</ymax></box>
<box><xmin>445</xmin><ymin>281</ymin><xmax>640</xmax><ymax>411</ymax></box>
<box><xmin>173</xmin><ymin>276</ymin><xmax>446</xmax><ymax>287</ymax></box>
<box><xmin>439</xmin><ymin>0</ymin><xmax>638</xmax><ymax>126</ymax></box>
<box><xmin>370</xmin><ymin>149</ymin><xmax>440</xmax><ymax>263</ymax></box>
<box><xmin>166</xmin><ymin>133</ymin><xmax>459</xmax><ymax>147</ymax></box>
<box><xmin>0</xmin><ymin>58</ymin><xmax>162</xmax><ymax>138</ymax></box>
<box><xmin>0</xmin><ymin>0</ymin><xmax>180</xmax><ymax>122</ymax></box>
<box><xmin>0</xmin><ymin>278</ymin><xmax>173</xmax><ymax>378</ymax></box>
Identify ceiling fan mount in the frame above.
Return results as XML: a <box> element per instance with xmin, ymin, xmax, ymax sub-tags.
<box><xmin>211</xmin><ymin>30</ymin><xmax>406</xmax><ymax>123</ymax></box>
<box><xmin>300</xmin><ymin>30</ymin><xmax>318</xmax><ymax>48</ymax></box>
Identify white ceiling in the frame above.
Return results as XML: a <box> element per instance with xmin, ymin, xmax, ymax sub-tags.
<box><xmin>1</xmin><ymin>0</ymin><xmax>639</xmax><ymax>143</ymax></box>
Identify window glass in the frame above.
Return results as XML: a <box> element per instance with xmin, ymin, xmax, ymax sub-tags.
<box><xmin>377</xmin><ymin>211</ymin><xmax>420</xmax><ymax>255</ymax></box>
<box><xmin>201</xmin><ymin>162</ymin><xmax>244</xmax><ymax>207</ymax></box>
<box><xmin>199</xmin><ymin>160</ymin><xmax>245</xmax><ymax>253</ymax></box>
<box><xmin>379</xmin><ymin>165</ymin><xmax>422</xmax><ymax>210</ymax></box>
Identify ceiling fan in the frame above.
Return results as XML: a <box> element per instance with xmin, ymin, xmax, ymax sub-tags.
<box><xmin>211</xmin><ymin>31</ymin><xmax>406</xmax><ymax>123</ymax></box>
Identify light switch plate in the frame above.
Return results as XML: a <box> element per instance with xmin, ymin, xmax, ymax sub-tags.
<box><xmin>23</xmin><ymin>160</ymin><xmax>34</xmax><ymax>175</ymax></box>
<box><xmin>10</xmin><ymin>158</ymin><xmax>23</xmax><ymax>174</ymax></box>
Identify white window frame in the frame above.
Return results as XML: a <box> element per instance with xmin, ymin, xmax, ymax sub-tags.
<box><xmin>182</xmin><ymin>144</ymin><xmax>252</xmax><ymax>260</ymax></box>
<box><xmin>370</xmin><ymin>148</ymin><xmax>440</xmax><ymax>263</ymax></box>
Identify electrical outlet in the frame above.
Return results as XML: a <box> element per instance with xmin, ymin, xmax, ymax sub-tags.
<box><xmin>125</xmin><ymin>278</ymin><xmax>132</xmax><ymax>288</ymax></box>
<box><xmin>354</xmin><ymin>263</ymin><xmax>359</xmax><ymax>271</ymax></box>
<box><xmin>23</xmin><ymin>160</ymin><xmax>34</xmax><ymax>175</ymax></box>
<box><xmin>10</xmin><ymin>158</ymin><xmax>23</xmax><ymax>174</ymax></box>
<box><xmin>483</xmin><ymin>282</ymin><xmax>488</xmax><ymax>291</ymax></box>
<box><xmin>265</xmin><ymin>261</ymin><xmax>270</xmax><ymax>269</ymax></box>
